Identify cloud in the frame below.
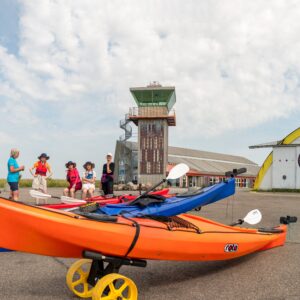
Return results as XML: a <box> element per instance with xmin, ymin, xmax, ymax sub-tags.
<box><xmin>1</xmin><ymin>0</ymin><xmax>300</xmax><ymax>176</ymax></box>
<box><xmin>0</xmin><ymin>131</ymin><xmax>15</xmax><ymax>145</ymax></box>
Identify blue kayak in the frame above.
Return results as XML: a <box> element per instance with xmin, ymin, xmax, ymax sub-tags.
<box><xmin>0</xmin><ymin>248</ymin><xmax>12</xmax><ymax>252</ymax></box>
<box><xmin>98</xmin><ymin>178</ymin><xmax>235</xmax><ymax>217</ymax></box>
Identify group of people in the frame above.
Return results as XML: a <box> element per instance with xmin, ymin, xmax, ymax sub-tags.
<box><xmin>6</xmin><ymin>149</ymin><xmax>115</xmax><ymax>201</ymax></box>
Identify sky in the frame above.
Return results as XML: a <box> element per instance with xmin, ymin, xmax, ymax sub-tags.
<box><xmin>0</xmin><ymin>0</ymin><xmax>300</xmax><ymax>178</ymax></box>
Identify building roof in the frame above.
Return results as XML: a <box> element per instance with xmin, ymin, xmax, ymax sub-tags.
<box><xmin>249</xmin><ymin>128</ymin><xmax>300</xmax><ymax>149</ymax></box>
<box><xmin>249</xmin><ymin>140</ymin><xmax>300</xmax><ymax>148</ymax></box>
<box><xmin>130</xmin><ymin>85</ymin><xmax>176</xmax><ymax>110</ymax></box>
<box><xmin>168</xmin><ymin>146</ymin><xmax>259</xmax><ymax>177</ymax></box>
<box><xmin>249</xmin><ymin>141</ymin><xmax>281</xmax><ymax>149</ymax></box>
<box><xmin>119</xmin><ymin>141</ymin><xmax>259</xmax><ymax>177</ymax></box>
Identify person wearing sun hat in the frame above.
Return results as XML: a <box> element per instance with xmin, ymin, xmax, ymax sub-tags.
<box><xmin>101</xmin><ymin>152</ymin><xmax>115</xmax><ymax>195</ymax></box>
<box><xmin>63</xmin><ymin>161</ymin><xmax>82</xmax><ymax>198</ymax></box>
<box><xmin>30</xmin><ymin>153</ymin><xmax>53</xmax><ymax>193</ymax></box>
<box><xmin>81</xmin><ymin>161</ymin><xmax>96</xmax><ymax>199</ymax></box>
<box><xmin>7</xmin><ymin>148</ymin><xmax>25</xmax><ymax>201</ymax></box>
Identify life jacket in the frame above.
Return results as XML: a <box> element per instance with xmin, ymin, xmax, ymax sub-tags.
<box><xmin>84</xmin><ymin>171</ymin><xmax>94</xmax><ymax>180</ymax></box>
<box><xmin>67</xmin><ymin>168</ymin><xmax>81</xmax><ymax>184</ymax></box>
<box><xmin>35</xmin><ymin>161</ymin><xmax>48</xmax><ymax>176</ymax></box>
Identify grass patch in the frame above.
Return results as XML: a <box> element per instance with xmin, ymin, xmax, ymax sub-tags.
<box><xmin>0</xmin><ymin>179</ymin><xmax>102</xmax><ymax>188</ymax></box>
<box><xmin>253</xmin><ymin>188</ymin><xmax>300</xmax><ymax>193</ymax></box>
<box><xmin>47</xmin><ymin>179</ymin><xmax>68</xmax><ymax>188</ymax></box>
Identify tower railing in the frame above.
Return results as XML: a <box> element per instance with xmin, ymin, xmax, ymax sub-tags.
<box><xmin>129</xmin><ymin>107</ymin><xmax>175</xmax><ymax>117</ymax></box>
<box><xmin>128</xmin><ymin>107</ymin><xmax>176</xmax><ymax>126</ymax></box>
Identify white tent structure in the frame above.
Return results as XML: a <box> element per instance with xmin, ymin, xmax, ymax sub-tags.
<box><xmin>250</xmin><ymin>128</ymin><xmax>300</xmax><ymax>190</ymax></box>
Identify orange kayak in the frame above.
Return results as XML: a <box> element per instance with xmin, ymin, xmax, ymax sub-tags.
<box><xmin>0</xmin><ymin>197</ymin><xmax>288</xmax><ymax>261</ymax></box>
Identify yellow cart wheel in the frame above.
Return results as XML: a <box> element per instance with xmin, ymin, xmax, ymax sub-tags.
<box><xmin>66</xmin><ymin>259</ymin><xmax>94</xmax><ymax>298</ymax></box>
<box><xmin>92</xmin><ymin>273</ymin><xmax>138</xmax><ymax>300</ymax></box>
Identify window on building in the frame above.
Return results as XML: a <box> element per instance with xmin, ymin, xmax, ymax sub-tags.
<box><xmin>154</xmin><ymin>137</ymin><xmax>158</xmax><ymax>148</ymax></box>
<box><xmin>182</xmin><ymin>175</ymin><xmax>187</xmax><ymax>188</ymax></box>
<box><xmin>209</xmin><ymin>177</ymin><xmax>217</xmax><ymax>186</ymax></box>
<box><xmin>146</xmin><ymin>162</ymin><xmax>151</xmax><ymax>174</ymax></box>
<box><xmin>157</xmin><ymin>161</ymin><xmax>161</xmax><ymax>173</ymax></box>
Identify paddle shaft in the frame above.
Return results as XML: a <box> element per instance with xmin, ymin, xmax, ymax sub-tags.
<box><xmin>32</xmin><ymin>192</ymin><xmax>60</xmax><ymax>200</ymax></box>
<box><xmin>225</xmin><ymin>168</ymin><xmax>247</xmax><ymax>178</ymax></box>
<box><xmin>133</xmin><ymin>179</ymin><xmax>166</xmax><ymax>202</ymax></box>
<box><xmin>230</xmin><ymin>219</ymin><xmax>244</xmax><ymax>226</ymax></box>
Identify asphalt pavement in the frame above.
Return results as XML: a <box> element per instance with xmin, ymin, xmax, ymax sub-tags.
<box><xmin>0</xmin><ymin>188</ymin><xmax>299</xmax><ymax>299</ymax></box>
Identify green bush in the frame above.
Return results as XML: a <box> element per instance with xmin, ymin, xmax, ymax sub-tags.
<box><xmin>253</xmin><ymin>188</ymin><xmax>300</xmax><ymax>193</ymax></box>
<box><xmin>47</xmin><ymin>179</ymin><xmax>68</xmax><ymax>188</ymax></box>
<box><xmin>0</xmin><ymin>179</ymin><xmax>6</xmax><ymax>188</ymax></box>
<box><xmin>0</xmin><ymin>178</ymin><xmax>102</xmax><ymax>188</ymax></box>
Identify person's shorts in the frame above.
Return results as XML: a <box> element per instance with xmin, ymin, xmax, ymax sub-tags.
<box><xmin>8</xmin><ymin>182</ymin><xmax>19</xmax><ymax>192</ymax></box>
<box><xmin>68</xmin><ymin>182</ymin><xmax>82</xmax><ymax>191</ymax></box>
<box><xmin>32</xmin><ymin>175</ymin><xmax>47</xmax><ymax>192</ymax></box>
<box><xmin>82</xmin><ymin>183</ymin><xmax>95</xmax><ymax>190</ymax></box>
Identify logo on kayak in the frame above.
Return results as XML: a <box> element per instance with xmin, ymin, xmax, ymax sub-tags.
<box><xmin>224</xmin><ymin>244</ymin><xmax>238</xmax><ymax>252</ymax></box>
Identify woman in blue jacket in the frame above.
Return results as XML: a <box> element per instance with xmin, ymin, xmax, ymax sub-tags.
<box><xmin>7</xmin><ymin>149</ymin><xmax>25</xmax><ymax>201</ymax></box>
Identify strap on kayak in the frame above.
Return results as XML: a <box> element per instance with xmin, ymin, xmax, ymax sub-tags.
<box><xmin>258</xmin><ymin>227</ymin><xmax>284</xmax><ymax>233</ymax></box>
<box><xmin>122</xmin><ymin>216</ymin><xmax>141</xmax><ymax>257</ymax></box>
<box><xmin>75</xmin><ymin>211</ymin><xmax>118</xmax><ymax>222</ymax></box>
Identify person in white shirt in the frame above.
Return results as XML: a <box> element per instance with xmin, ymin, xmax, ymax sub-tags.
<box><xmin>82</xmin><ymin>161</ymin><xmax>96</xmax><ymax>199</ymax></box>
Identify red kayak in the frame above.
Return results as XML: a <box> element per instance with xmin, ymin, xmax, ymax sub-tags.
<box><xmin>43</xmin><ymin>188</ymin><xmax>170</xmax><ymax>210</ymax></box>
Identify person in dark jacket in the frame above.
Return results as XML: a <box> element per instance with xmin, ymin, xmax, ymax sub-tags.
<box><xmin>101</xmin><ymin>153</ymin><xmax>115</xmax><ymax>195</ymax></box>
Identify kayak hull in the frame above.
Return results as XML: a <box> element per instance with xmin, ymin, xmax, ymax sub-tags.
<box><xmin>99</xmin><ymin>178</ymin><xmax>235</xmax><ymax>217</ymax></box>
<box><xmin>0</xmin><ymin>248</ymin><xmax>12</xmax><ymax>252</ymax></box>
<box><xmin>43</xmin><ymin>188</ymin><xmax>170</xmax><ymax>210</ymax></box>
<box><xmin>0</xmin><ymin>197</ymin><xmax>286</xmax><ymax>261</ymax></box>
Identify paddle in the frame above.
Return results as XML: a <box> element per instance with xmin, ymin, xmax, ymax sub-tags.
<box><xmin>131</xmin><ymin>163</ymin><xmax>190</xmax><ymax>204</ymax></box>
<box><xmin>29</xmin><ymin>190</ymin><xmax>57</xmax><ymax>199</ymax></box>
<box><xmin>60</xmin><ymin>197</ymin><xmax>86</xmax><ymax>204</ymax></box>
<box><xmin>225</xmin><ymin>167</ymin><xmax>247</xmax><ymax>178</ymax></box>
<box><xmin>29</xmin><ymin>190</ymin><xmax>86</xmax><ymax>204</ymax></box>
<box><xmin>230</xmin><ymin>209</ymin><xmax>262</xmax><ymax>226</ymax></box>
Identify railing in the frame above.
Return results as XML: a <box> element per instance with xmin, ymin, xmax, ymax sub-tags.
<box><xmin>128</xmin><ymin>107</ymin><xmax>176</xmax><ymax>118</ymax></box>
<box><xmin>119</xmin><ymin>113</ymin><xmax>132</xmax><ymax>142</ymax></box>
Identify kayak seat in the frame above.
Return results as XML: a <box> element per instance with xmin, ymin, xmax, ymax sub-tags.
<box><xmin>79</xmin><ymin>202</ymin><xmax>99</xmax><ymax>213</ymax></box>
<box><xmin>129</xmin><ymin>194</ymin><xmax>166</xmax><ymax>207</ymax></box>
<box><xmin>119</xmin><ymin>196</ymin><xmax>133</xmax><ymax>202</ymax></box>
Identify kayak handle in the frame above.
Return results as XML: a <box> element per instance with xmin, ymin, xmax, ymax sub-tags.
<box><xmin>280</xmin><ymin>216</ymin><xmax>297</xmax><ymax>224</ymax></box>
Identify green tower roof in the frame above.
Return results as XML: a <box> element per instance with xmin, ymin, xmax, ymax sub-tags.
<box><xmin>130</xmin><ymin>85</ymin><xmax>176</xmax><ymax>111</ymax></box>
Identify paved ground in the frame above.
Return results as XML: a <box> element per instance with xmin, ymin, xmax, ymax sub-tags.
<box><xmin>0</xmin><ymin>188</ymin><xmax>300</xmax><ymax>299</ymax></box>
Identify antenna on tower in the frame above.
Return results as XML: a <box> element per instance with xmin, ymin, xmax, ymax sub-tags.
<box><xmin>147</xmin><ymin>81</ymin><xmax>162</xmax><ymax>87</ymax></box>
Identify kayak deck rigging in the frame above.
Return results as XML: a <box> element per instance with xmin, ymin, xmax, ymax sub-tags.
<box><xmin>144</xmin><ymin>215</ymin><xmax>201</xmax><ymax>233</ymax></box>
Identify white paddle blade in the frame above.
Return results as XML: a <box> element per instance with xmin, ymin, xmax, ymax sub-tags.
<box><xmin>167</xmin><ymin>163</ymin><xmax>190</xmax><ymax>180</ymax></box>
<box><xmin>29</xmin><ymin>190</ymin><xmax>52</xmax><ymax>199</ymax></box>
<box><xmin>244</xmin><ymin>209</ymin><xmax>262</xmax><ymax>225</ymax></box>
<box><xmin>60</xmin><ymin>196</ymin><xmax>86</xmax><ymax>204</ymax></box>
